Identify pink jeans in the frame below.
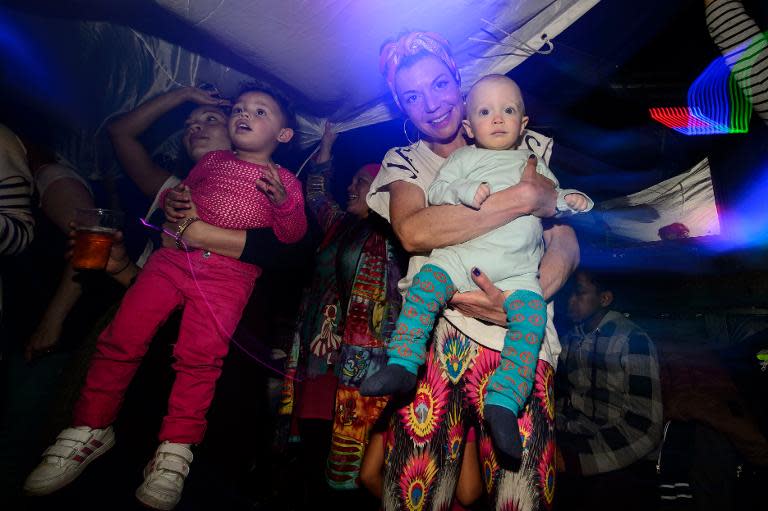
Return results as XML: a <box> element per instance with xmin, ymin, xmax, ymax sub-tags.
<box><xmin>73</xmin><ymin>248</ymin><xmax>258</xmax><ymax>443</ymax></box>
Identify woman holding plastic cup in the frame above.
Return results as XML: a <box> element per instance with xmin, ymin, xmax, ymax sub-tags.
<box><xmin>70</xmin><ymin>208</ymin><xmax>125</xmax><ymax>271</ymax></box>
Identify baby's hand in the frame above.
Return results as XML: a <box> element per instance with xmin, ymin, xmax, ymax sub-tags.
<box><xmin>472</xmin><ymin>182</ymin><xmax>491</xmax><ymax>209</ymax></box>
<box><xmin>564</xmin><ymin>193</ymin><xmax>589</xmax><ymax>212</ymax></box>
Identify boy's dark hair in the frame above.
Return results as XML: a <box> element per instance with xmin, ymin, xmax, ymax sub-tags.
<box><xmin>237</xmin><ymin>81</ymin><xmax>297</xmax><ymax>132</ymax></box>
<box><xmin>575</xmin><ymin>267</ymin><xmax>618</xmax><ymax>295</ymax></box>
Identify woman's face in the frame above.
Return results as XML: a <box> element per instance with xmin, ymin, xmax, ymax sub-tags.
<box><xmin>394</xmin><ymin>55</ymin><xmax>463</xmax><ymax>143</ymax></box>
<box><xmin>346</xmin><ymin>167</ymin><xmax>375</xmax><ymax>218</ymax></box>
<box><xmin>182</xmin><ymin>106</ymin><xmax>231</xmax><ymax>161</ymax></box>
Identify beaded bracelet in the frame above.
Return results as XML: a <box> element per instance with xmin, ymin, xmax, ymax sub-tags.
<box><xmin>175</xmin><ymin>216</ymin><xmax>200</xmax><ymax>250</ymax></box>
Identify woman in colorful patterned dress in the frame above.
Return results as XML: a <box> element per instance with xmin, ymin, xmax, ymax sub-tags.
<box><xmin>279</xmin><ymin>123</ymin><xmax>406</xmax><ymax>508</ymax></box>
<box><xmin>365</xmin><ymin>32</ymin><xmax>580</xmax><ymax>511</ymax></box>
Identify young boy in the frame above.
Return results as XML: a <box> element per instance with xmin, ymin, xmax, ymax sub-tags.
<box><xmin>361</xmin><ymin>75</ymin><xmax>592</xmax><ymax>459</ymax></box>
<box><xmin>23</xmin><ymin>84</ymin><xmax>307</xmax><ymax>510</ymax></box>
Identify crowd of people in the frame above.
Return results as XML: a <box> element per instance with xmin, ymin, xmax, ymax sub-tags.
<box><xmin>1</xmin><ymin>1</ymin><xmax>767</xmax><ymax>509</ymax></box>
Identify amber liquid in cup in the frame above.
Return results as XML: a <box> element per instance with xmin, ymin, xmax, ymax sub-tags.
<box><xmin>71</xmin><ymin>227</ymin><xmax>115</xmax><ymax>270</ymax></box>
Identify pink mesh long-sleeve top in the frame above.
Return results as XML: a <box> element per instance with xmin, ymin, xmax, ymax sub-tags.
<box><xmin>167</xmin><ymin>150</ymin><xmax>307</xmax><ymax>244</ymax></box>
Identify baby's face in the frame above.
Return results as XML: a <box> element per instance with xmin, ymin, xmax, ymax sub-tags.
<box><xmin>464</xmin><ymin>78</ymin><xmax>528</xmax><ymax>151</ymax></box>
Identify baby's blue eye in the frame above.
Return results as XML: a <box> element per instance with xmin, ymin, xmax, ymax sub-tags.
<box><xmin>505</xmin><ymin>107</ymin><xmax>516</xmax><ymax>114</ymax></box>
<box><xmin>479</xmin><ymin>108</ymin><xmax>490</xmax><ymax>116</ymax></box>
<box><xmin>256</xmin><ymin>109</ymin><xmax>266</xmax><ymax>116</ymax></box>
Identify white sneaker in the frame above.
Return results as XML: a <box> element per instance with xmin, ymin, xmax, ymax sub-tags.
<box><xmin>23</xmin><ymin>425</ymin><xmax>115</xmax><ymax>496</ymax></box>
<box><xmin>135</xmin><ymin>441</ymin><xmax>193</xmax><ymax>510</ymax></box>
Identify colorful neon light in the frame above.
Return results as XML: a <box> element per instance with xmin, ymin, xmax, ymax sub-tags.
<box><xmin>650</xmin><ymin>33</ymin><xmax>762</xmax><ymax>135</ymax></box>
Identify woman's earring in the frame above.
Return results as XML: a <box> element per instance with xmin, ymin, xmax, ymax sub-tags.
<box><xmin>403</xmin><ymin>118</ymin><xmax>420</xmax><ymax>145</ymax></box>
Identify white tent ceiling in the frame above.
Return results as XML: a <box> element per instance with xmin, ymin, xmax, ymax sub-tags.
<box><xmin>2</xmin><ymin>0</ymin><xmax>600</xmax><ymax>174</ymax></box>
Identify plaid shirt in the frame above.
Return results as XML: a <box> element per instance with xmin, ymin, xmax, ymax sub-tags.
<box><xmin>556</xmin><ymin>311</ymin><xmax>663</xmax><ymax>475</ymax></box>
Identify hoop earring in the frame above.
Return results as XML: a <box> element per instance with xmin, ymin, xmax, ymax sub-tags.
<box><xmin>403</xmin><ymin>118</ymin><xmax>421</xmax><ymax>145</ymax></box>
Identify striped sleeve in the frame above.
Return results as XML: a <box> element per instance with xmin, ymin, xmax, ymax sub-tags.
<box><xmin>706</xmin><ymin>0</ymin><xmax>768</xmax><ymax>125</ymax></box>
<box><xmin>0</xmin><ymin>126</ymin><xmax>34</xmax><ymax>255</ymax></box>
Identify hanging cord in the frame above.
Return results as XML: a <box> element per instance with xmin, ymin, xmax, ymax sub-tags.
<box><xmin>469</xmin><ymin>17</ymin><xmax>554</xmax><ymax>58</ymax></box>
<box><xmin>296</xmin><ymin>142</ymin><xmax>321</xmax><ymax>178</ymax></box>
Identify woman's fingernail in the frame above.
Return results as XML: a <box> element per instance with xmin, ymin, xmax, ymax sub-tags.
<box><xmin>472</xmin><ymin>267</ymin><xmax>482</xmax><ymax>276</ymax></box>
<box><xmin>529</xmin><ymin>154</ymin><xmax>536</xmax><ymax>160</ymax></box>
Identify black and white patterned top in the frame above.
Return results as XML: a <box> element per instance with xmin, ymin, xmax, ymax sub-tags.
<box><xmin>555</xmin><ymin>311</ymin><xmax>663</xmax><ymax>475</ymax></box>
<box><xmin>706</xmin><ymin>0</ymin><xmax>768</xmax><ymax>126</ymax></box>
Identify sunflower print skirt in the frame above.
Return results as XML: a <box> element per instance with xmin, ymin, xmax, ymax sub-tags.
<box><xmin>381</xmin><ymin>318</ymin><xmax>556</xmax><ymax>511</ymax></box>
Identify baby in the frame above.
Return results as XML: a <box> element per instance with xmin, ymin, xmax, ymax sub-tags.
<box><xmin>362</xmin><ymin>75</ymin><xmax>592</xmax><ymax>459</ymax></box>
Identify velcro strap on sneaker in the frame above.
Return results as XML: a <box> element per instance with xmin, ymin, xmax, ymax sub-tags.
<box><xmin>57</xmin><ymin>428</ymin><xmax>92</xmax><ymax>443</ymax></box>
<box><xmin>157</xmin><ymin>443</ymin><xmax>193</xmax><ymax>463</ymax></box>
<box><xmin>44</xmin><ymin>444</ymin><xmax>76</xmax><ymax>458</ymax></box>
<box><xmin>155</xmin><ymin>459</ymin><xmax>190</xmax><ymax>477</ymax></box>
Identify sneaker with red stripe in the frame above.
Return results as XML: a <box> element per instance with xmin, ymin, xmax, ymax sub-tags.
<box><xmin>23</xmin><ymin>425</ymin><xmax>115</xmax><ymax>496</ymax></box>
<box><xmin>135</xmin><ymin>441</ymin><xmax>193</xmax><ymax>510</ymax></box>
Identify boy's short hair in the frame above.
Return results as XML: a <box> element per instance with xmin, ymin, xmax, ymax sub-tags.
<box><xmin>237</xmin><ymin>81</ymin><xmax>297</xmax><ymax>132</ymax></box>
<box><xmin>575</xmin><ymin>267</ymin><xmax>617</xmax><ymax>295</ymax></box>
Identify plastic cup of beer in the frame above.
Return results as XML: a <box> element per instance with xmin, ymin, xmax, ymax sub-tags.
<box><xmin>71</xmin><ymin>208</ymin><xmax>124</xmax><ymax>271</ymax></box>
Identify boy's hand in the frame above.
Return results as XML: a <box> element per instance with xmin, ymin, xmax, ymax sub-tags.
<box><xmin>258</xmin><ymin>163</ymin><xmax>287</xmax><ymax>206</ymax></box>
<box><xmin>472</xmin><ymin>182</ymin><xmax>491</xmax><ymax>209</ymax></box>
<box><xmin>564</xmin><ymin>193</ymin><xmax>589</xmax><ymax>212</ymax></box>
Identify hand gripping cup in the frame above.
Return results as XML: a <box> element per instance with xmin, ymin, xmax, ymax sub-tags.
<box><xmin>71</xmin><ymin>208</ymin><xmax>124</xmax><ymax>270</ymax></box>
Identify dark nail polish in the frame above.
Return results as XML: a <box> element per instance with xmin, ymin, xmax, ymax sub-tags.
<box><xmin>528</xmin><ymin>154</ymin><xmax>536</xmax><ymax>160</ymax></box>
<box><xmin>472</xmin><ymin>267</ymin><xmax>482</xmax><ymax>276</ymax></box>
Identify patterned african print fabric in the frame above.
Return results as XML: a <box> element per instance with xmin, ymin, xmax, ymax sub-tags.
<box><xmin>280</xmin><ymin>160</ymin><xmax>405</xmax><ymax>490</ymax></box>
<box><xmin>382</xmin><ymin>319</ymin><xmax>557</xmax><ymax>511</ymax></box>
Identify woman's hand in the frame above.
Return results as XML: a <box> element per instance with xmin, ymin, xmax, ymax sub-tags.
<box><xmin>164</xmin><ymin>184</ymin><xmax>198</xmax><ymax>221</ymax></box>
<box><xmin>182</xmin><ymin>86</ymin><xmax>231</xmax><ymax>107</ymax></box>
<box><xmin>449</xmin><ymin>267</ymin><xmax>511</xmax><ymax>326</ymax></box>
<box><xmin>66</xmin><ymin>223</ymin><xmax>131</xmax><ymax>274</ymax></box>
<box><xmin>104</xmin><ymin>230</ymin><xmax>132</xmax><ymax>275</ymax></box>
<box><xmin>257</xmin><ymin>163</ymin><xmax>288</xmax><ymax>206</ymax></box>
<box><xmin>517</xmin><ymin>156</ymin><xmax>557</xmax><ymax>218</ymax></box>
<box><xmin>25</xmin><ymin>316</ymin><xmax>63</xmax><ymax>361</ymax></box>
<box><xmin>316</xmin><ymin>121</ymin><xmax>338</xmax><ymax>164</ymax></box>
<box><xmin>161</xmin><ymin>221</ymin><xmax>179</xmax><ymax>249</ymax></box>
